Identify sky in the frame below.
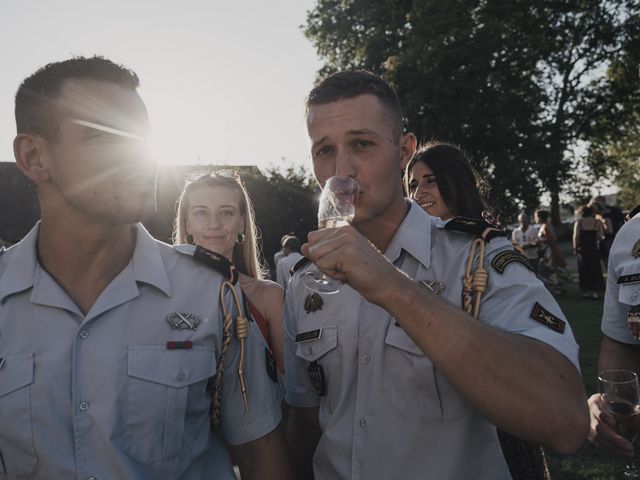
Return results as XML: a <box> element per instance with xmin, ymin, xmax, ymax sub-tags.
<box><xmin>0</xmin><ymin>0</ymin><xmax>322</xmax><ymax>172</ymax></box>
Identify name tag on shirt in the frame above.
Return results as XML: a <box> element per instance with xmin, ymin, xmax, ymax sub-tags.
<box><xmin>296</xmin><ymin>329</ymin><xmax>322</xmax><ymax>343</ymax></box>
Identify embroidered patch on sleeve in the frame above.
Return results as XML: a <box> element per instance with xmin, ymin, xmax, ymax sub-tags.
<box><xmin>530</xmin><ymin>302</ymin><xmax>566</xmax><ymax>333</ymax></box>
<box><xmin>491</xmin><ymin>250</ymin><xmax>533</xmax><ymax>274</ymax></box>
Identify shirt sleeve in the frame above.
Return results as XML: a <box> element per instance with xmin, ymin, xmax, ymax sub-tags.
<box><xmin>218</xmin><ymin>287</ymin><xmax>284</xmax><ymax>445</ymax></box>
<box><xmin>283</xmin><ymin>277</ymin><xmax>322</xmax><ymax>408</ymax></box>
<box><xmin>478</xmin><ymin>239</ymin><xmax>581</xmax><ymax>372</ymax></box>
<box><xmin>601</xmin><ymin>225</ymin><xmax>640</xmax><ymax>345</ymax></box>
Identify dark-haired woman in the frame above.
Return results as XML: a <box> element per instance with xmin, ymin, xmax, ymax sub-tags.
<box><xmin>573</xmin><ymin>205</ymin><xmax>605</xmax><ymax>298</ymax></box>
<box><xmin>407</xmin><ymin>142</ymin><xmax>551</xmax><ymax>480</ymax></box>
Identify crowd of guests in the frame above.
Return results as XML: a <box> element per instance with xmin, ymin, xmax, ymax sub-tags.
<box><xmin>1</xmin><ymin>55</ymin><xmax>638</xmax><ymax>480</ymax></box>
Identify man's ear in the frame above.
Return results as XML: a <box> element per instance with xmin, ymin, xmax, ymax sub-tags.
<box><xmin>13</xmin><ymin>133</ymin><xmax>51</xmax><ymax>184</ymax></box>
<box><xmin>399</xmin><ymin>132</ymin><xmax>417</xmax><ymax>170</ymax></box>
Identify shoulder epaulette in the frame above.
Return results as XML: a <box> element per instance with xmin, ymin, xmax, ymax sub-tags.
<box><xmin>444</xmin><ymin>216</ymin><xmax>508</xmax><ymax>242</ymax></box>
<box><xmin>290</xmin><ymin>257</ymin><xmax>311</xmax><ymax>276</ymax></box>
<box><xmin>193</xmin><ymin>245</ymin><xmax>238</xmax><ymax>284</ymax></box>
<box><xmin>626</xmin><ymin>205</ymin><xmax>640</xmax><ymax>222</ymax></box>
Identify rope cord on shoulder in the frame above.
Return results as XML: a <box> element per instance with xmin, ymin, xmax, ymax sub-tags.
<box><xmin>210</xmin><ymin>280</ymin><xmax>250</xmax><ymax>429</ymax></box>
<box><xmin>462</xmin><ymin>238</ymin><xmax>487</xmax><ymax>320</ymax></box>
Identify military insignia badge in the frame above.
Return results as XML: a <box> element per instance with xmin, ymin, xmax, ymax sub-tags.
<box><xmin>304</xmin><ymin>292</ymin><xmax>324</xmax><ymax>313</ymax></box>
<box><xmin>632</xmin><ymin>239</ymin><xmax>640</xmax><ymax>259</ymax></box>
<box><xmin>629</xmin><ymin>305</ymin><xmax>640</xmax><ymax>341</ymax></box>
<box><xmin>265</xmin><ymin>347</ymin><xmax>278</xmax><ymax>382</ymax></box>
<box><xmin>420</xmin><ymin>279</ymin><xmax>446</xmax><ymax>295</ymax></box>
<box><xmin>530</xmin><ymin>303</ymin><xmax>566</xmax><ymax>333</ymax></box>
<box><xmin>308</xmin><ymin>361</ymin><xmax>327</xmax><ymax>396</ymax></box>
<box><xmin>166</xmin><ymin>312</ymin><xmax>202</xmax><ymax>330</ymax></box>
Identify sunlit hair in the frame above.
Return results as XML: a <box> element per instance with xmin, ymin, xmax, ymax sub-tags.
<box><xmin>15</xmin><ymin>56</ymin><xmax>139</xmax><ymax>142</ymax></box>
<box><xmin>173</xmin><ymin>171</ymin><xmax>267</xmax><ymax>279</ymax></box>
<box><xmin>405</xmin><ymin>142</ymin><xmax>489</xmax><ymax>219</ymax></box>
<box><xmin>306</xmin><ymin>70</ymin><xmax>404</xmax><ymax>139</ymax></box>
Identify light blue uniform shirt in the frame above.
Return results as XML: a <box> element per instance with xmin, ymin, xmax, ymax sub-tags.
<box><xmin>284</xmin><ymin>202</ymin><xmax>580</xmax><ymax>480</ymax></box>
<box><xmin>601</xmin><ymin>211</ymin><xmax>640</xmax><ymax>344</ymax></box>
<box><xmin>0</xmin><ymin>223</ymin><xmax>282</xmax><ymax>480</ymax></box>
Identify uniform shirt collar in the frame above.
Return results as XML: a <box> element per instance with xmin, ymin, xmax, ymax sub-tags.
<box><xmin>384</xmin><ymin>201</ymin><xmax>432</xmax><ymax>269</ymax></box>
<box><xmin>0</xmin><ymin>222</ymin><xmax>171</xmax><ymax>305</ymax></box>
<box><xmin>131</xmin><ymin>223</ymin><xmax>172</xmax><ymax>297</ymax></box>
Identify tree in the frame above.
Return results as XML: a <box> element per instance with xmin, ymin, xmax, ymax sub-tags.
<box><xmin>305</xmin><ymin>0</ymin><xmax>640</xmax><ymax>222</ymax></box>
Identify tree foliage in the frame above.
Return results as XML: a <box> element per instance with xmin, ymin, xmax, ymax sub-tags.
<box><xmin>305</xmin><ymin>0</ymin><xmax>640</xmax><ymax>222</ymax></box>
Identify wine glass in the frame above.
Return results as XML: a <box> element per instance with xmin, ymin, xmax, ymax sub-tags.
<box><xmin>301</xmin><ymin>175</ymin><xmax>359</xmax><ymax>294</ymax></box>
<box><xmin>598</xmin><ymin>370</ymin><xmax>640</xmax><ymax>478</ymax></box>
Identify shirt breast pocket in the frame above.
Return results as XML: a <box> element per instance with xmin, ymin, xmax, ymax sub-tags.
<box><xmin>0</xmin><ymin>353</ymin><xmax>38</xmax><ymax>476</ymax></box>
<box><xmin>295</xmin><ymin>326</ymin><xmax>340</xmax><ymax>410</ymax></box>
<box><xmin>619</xmin><ymin>283</ymin><xmax>640</xmax><ymax>306</ymax></box>
<box><xmin>123</xmin><ymin>346</ymin><xmax>216</xmax><ymax>462</ymax></box>
<box><xmin>384</xmin><ymin>325</ymin><xmax>465</xmax><ymax>422</ymax></box>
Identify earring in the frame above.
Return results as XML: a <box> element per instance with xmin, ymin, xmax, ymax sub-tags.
<box><xmin>186</xmin><ymin>234</ymin><xmax>194</xmax><ymax>244</ymax></box>
<box><xmin>237</xmin><ymin>232</ymin><xmax>245</xmax><ymax>245</ymax></box>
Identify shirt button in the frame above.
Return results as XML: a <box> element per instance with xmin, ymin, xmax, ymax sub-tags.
<box><xmin>79</xmin><ymin>329</ymin><xmax>89</xmax><ymax>339</ymax></box>
<box><xmin>633</xmin><ymin>292</ymin><xmax>639</xmax><ymax>301</ymax></box>
<box><xmin>87</xmin><ymin>477</ymin><xmax>97</xmax><ymax>480</ymax></box>
<box><xmin>79</xmin><ymin>401</ymin><xmax>90</xmax><ymax>411</ymax></box>
<box><xmin>177</xmin><ymin>371</ymin><xmax>186</xmax><ymax>381</ymax></box>
<box><xmin>362</xmin><ymin>354</ymin><xmax>370</xmax><ymax>364</ymax></box>
<box><xmin>359</xmin><ymin>417</ymin><xmax>366</xmax><ymax>428</ymax></box>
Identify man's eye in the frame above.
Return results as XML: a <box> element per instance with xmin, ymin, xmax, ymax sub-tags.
<box><xmin>315</xmin><ymin>145</ymin><xmax>332</xmax><ymax>158</ymax></box>
<box><xmin>354</xmin><ymin>140</ymin><xmax>372</xmax><ymax>149</ymax></box>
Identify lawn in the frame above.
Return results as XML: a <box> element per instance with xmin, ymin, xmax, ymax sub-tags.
<box><xmin>545</xmin><ymin>255</ymin><xmax>629</xmax><ymax>479</ymax></box>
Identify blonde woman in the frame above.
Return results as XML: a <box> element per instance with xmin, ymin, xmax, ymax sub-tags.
<box><xmin>174</xmin><ymin>171</ymin><xmax>285</xmax><ymax>373</ymax></box>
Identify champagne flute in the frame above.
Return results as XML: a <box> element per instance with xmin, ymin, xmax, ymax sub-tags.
<box><xmin>301</xmin><ymin>175</ymin><xmax>359</xmax><ymax>294</ymax></box>
<box><xmin>598</xmin><ymin>369</ymin><xmax>640</xmax><ymax>478</ymax></box>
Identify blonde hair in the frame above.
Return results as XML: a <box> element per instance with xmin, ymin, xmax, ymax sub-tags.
<box><xmin>173</xmin><ymin>171</ymin><xmax>267</xmax><ymax>279</ymax></box>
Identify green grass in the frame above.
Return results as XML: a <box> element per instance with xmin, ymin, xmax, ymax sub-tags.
<box><xmin>546</xmin><ymin>263</ymin><xmax>627</xmax><ymax>479</ymax></box>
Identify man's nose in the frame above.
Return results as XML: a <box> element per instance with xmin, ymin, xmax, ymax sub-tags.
<box><xmin>334</xmin><ymin>148</ymin><xmax>356</xmax><ymax>177</ymax></box>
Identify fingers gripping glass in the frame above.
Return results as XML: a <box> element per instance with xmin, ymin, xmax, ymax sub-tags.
<box><xmin>301</xmin><ymin>176</ymin><xmax>359</xmax><ymax>294</ymax></box>
<box><xmin>599</xmin><ymin>370</ymin><xmax>640</xmax><ymax>478</ymax></box>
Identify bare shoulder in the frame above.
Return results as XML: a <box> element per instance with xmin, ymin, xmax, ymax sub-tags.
<box><xmin>240</xmin><ymin>276</ymin><xmax>284</xmax><ymax>309</ymax></box>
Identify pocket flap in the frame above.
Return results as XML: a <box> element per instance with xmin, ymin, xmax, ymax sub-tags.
<box><xmin>384</xmin><ymin>324</ymin><xmax>424</xmax><ymax>356</ymax></box>
<box><xmin>295</xmin><ymin>326</ymin><xmax>338</xmax><ymax>362</ymax></box>
<box><xmin>0</xmin><ymin>353</ymin><xmax>34</xmax><ymax>397</ymax></box>
<box><xmin>128</xmin><ymin>346</ymin><xmax>216</xmax><ymax>388</ymax></box>
<box><xmin>619</xmin><ymin>284</ymin><xmax>640</xmax><ymax>306</ymax></box>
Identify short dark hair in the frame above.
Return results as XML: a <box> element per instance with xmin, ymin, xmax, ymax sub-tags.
<box><xmin>306</xmin><ymin>71</ymin><xmax>403</xmax><ymax>138</ymax></box>
<box><xmin>15</xmin><ymin>55</ymin><xmax>140</xmax><ymax>141</ymax></box>
<box><xmin>535</xmin><ymin>210</ymin><xmax>550</xmax><ymax>223</ymax></box>
<box><xmin>405</xmin><ymin>142</ymin><xmax>489</xmax><ymax>219</ymax></box>
<box><xmin>283</xmin><ymin>236</ymin><xmax>301</xmax><ymax>252</ymax></box>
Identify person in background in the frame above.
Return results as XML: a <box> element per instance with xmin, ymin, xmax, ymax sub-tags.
<box><xmin>174</xmin><ymin>171</ymin><xmax>285</xmax><ymax>374</ymax></box>
<box><xmin>512</xmin><ymin>213</ymin><xmax>540</xmax><ymax>273</ymax></box>
<box><xmin>573</xmin><ymin>205</ymin><xmax>605</xmax><ymax>299</ymax></box>
<box><xmin>273</xmin><ymin>234</ymin><xmax>291</xmax><ymax>277</ymax></box>
<box><xmin>407</xmin><ymin>142</ymin><xmax>552</xmax><ymax>480</ymax></box>
<box><xmin>535</xmin><ymin>209</ymin><xmax>570</xmax><ymax>296</ymax></box>
<box><xmin>276</xmin><ymin>235</ymin><xmax>304</xmax><ymax>290</ymax></box>
<box><xmin>406</xmin><ymin>141</ymin><xmax>487</xmax><ymax>221</ymax></box>
<box><xmin>587</xmin><ymin>204</ymin><xmax>640</xmax><ymax>455</ymax></box>
<box><xmin>285</xmin><ymin>70</ymin><xmax>587</xmax><ymax>480</ymax></box>
<box><xmin>590</xmin><ymin>198</ymin><xmax>615</xmax><ymax>265</ymax></box>
<box><xmin>0</xmin><ymin>56</ymin><xmax>290</xmax><ymax>480</ymax></box>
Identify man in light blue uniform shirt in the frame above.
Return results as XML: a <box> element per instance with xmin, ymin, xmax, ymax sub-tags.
<box><xmin>0</xmin><ymin>56</ymin><xmax>291</xmax><ymax>480</ymax></box>
<box><xmin>588</xmin><ymin>205</ymin><xmax>640</xmax><ymax>456</ymax></box>
<box><xmin>284</xmin><ymin>71</ymin><xmax>588</xmax><ymax>479</ymax></box>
